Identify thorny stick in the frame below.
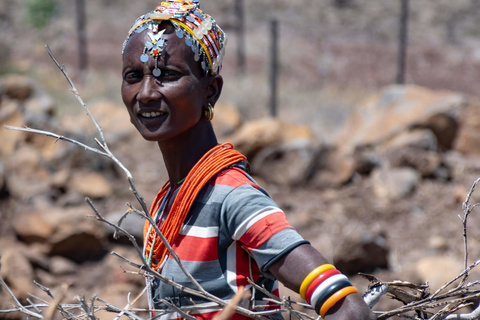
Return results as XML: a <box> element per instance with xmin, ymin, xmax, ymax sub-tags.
<box><xmin>0</xmin><ymin>278</ymin><xmax>43</xmax><ymax>318</ymax></box>
<box><xmin>45</xmin><ymin>45</ymin><xmax>106</xmax><ymax>150</ymax></box>
<box><xmin>94</xmin><ymin>297</ymin><xmax>144</xmax><ymax>320</ymax></box>
<box><xmin>460</xmin><ymin>177</ymin><xmax>480</xmax><ymax>284</ymax></box>
<box><xmin>161</xmin><ymin>300</ymin><xmax>198</xmax><ymax>320</ymax></box>
<box><xmin>112</xmin><ymin>286</ymin><xmax>148</xmax><ymax>320</ymax></box>
<box><xmin>4</xmin><ymin>46</ymin><xmax>235</xmax><ymax>316</ymax></box>
<box><xmin>9</xmin><ymin>45</ymin><xmax>207</xmax><ymax>296</ymax></box>
<box><xmin>4</xmin><ymin>126</ymin><xmax>109</xmax><ymax>158</ymax></box>
<box><xmin>34</xmin><ymin>280</ymin><xmax>54</xmax><ymax>300</ymax></box>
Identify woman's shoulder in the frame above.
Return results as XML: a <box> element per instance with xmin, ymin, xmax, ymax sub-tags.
<box><xmin>213</xmin><ymin>161</ymin><xmax>259</xmax><ymax>189</ymax></box>
<box><xmin>198</xmin><ymin>161</ymin><xmax>273</xmax><ymax>206</ymax></box>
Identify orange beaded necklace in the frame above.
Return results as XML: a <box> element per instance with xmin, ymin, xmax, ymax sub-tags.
<box><xmin>143</xmin><ymin>143</ymin><xmax>246</xmax><ymax>270</ymax></box>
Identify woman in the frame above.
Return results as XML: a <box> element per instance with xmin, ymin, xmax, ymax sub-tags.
<box><xmin>121</xmin><ymin>1</ymin><xmax>375</xmax><ymax>319</ymax></box>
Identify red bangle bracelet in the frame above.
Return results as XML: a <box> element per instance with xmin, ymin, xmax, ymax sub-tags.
<box><xmin>305</xmin><ymin>269</ymin><xmax>341</xmax><ymax>304</ymax></box>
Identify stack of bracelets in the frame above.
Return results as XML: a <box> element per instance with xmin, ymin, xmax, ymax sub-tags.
<box><xmin>299</xmin><ymin>264</ymin><xmax>359</xmax><ymax>318</ymax></box>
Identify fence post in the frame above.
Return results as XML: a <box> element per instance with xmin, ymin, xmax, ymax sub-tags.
<box><xmin>269</xmin><ymin>19</ymin><xmax>278</xmax><ymax>117</ymax></box>
<box><xmin>235</xmin><ymin>0</ymin><xmax>246</xmax><ymax>73</ymax></box>
<box><xmin>396</xmin><ymin>0</ymin><xmax>409</xmax><ymax>84</ymax></box>
<box><xmin>76</xmin><ymin>0</ymin><xmax>88</xmax><ymax>72</ymax></box>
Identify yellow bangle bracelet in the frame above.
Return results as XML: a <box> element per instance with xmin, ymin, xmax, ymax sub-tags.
<box><xmin>299</xmin><ymin>264</ymin><xmax>336</xmax><ymax>300</ymax></box>
<box><xmin>319</xmin><ymin>286</ymin><xmax>359</xmax><ymax>318</ymax></box>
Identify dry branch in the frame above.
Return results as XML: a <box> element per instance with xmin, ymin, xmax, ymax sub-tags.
<box><xmin>2</xmin><ymin>45</ymin><xmax>286</xmax><ymax>319</ymax></box>
<box><xmin>4</xmin><ymin>43</ymin><xmax>480</xmax><ymax>320</ymax></box>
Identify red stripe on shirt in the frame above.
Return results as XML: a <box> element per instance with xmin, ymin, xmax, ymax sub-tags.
<box><xmin>239</xmin><ymin>211</ymin><xmax>293</xmax><ymax>250</ymax></box>
<box><xmin>169</xmin><ymin>235</ymin><xmax>218</xmax><ymax>261</ymax></box>
<box><xmin>234</xmin><ymin>243</ymin><xmax>260</xmax><ymax>288</ymax></box>
<box><xmin>213</xmin><ymin>167</ymin><xmax>259</xmax><ymax>189</ymax></box>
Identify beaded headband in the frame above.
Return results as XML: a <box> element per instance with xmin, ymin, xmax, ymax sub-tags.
<box><xmin>122</xmin><ymin>0</ymin><xmax>226</xmax><ymax>76</ymax></box>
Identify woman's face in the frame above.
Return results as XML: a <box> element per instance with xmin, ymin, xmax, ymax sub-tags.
<box><xmin>121</xmin><ymin>25</ymin><xmax>210</xmax><ymax>142</ymax></box>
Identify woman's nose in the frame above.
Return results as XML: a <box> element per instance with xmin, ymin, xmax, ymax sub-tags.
<box><xmin>137</xmin><ymin>76</ymin><xmax>161</xmax><ymax>103</ymax></box>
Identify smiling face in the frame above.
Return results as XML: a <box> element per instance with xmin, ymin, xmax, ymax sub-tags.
<box><xmin>121</xmin><ymin>23</ymin><xmax>213</xmax><ymax>143</ymax></box>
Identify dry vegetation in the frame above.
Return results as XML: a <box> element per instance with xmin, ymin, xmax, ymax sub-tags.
<box><xmin>3</xmin><ymin>0</ymin><xmax>480</xmax><ymax>319</ymax></box>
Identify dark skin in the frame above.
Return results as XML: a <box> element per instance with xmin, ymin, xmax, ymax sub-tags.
<box><xmin>122</xmin><ymin>22</ymin><xmax>375</xmax><ymax>320</ymax></box>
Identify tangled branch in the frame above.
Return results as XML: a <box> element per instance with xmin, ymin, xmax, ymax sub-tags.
<box><xmin>363</xmin><ymin>177</ymin><xmax>480</xmax><ymax>319</ymax></box>
<box><xmin>1</xmin><ymin>45</ymin><xmax>310</xmax><ymax>319</ymax></box>
<box><xmin>4</xmin><ymin>45</ymin><xmax>480</xmax><ymax>320</ymax></box>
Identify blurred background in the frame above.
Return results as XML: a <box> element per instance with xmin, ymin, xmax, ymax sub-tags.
<box><xmin>3</xmin><ymin>0</ymin><xmax>480</xmax><ymax>136</ymax></box>
<box><xmin>2</xmin><ymin>0</ymin><xmax>480</xmax><ymax>319</ymax></box>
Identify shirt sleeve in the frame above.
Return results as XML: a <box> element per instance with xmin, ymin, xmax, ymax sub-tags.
<box><xmin>221</xmin><ymin>184</ymin><xmax>309</xmax><ymax>272</ymax></box>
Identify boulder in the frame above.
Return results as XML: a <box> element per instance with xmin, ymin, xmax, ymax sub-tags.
<box><xmin>87</xmin><ymin>100</ymin><xmax>136</xmax><ymax>144</ymax></box>
<box><xmin>0</xmin><ymin>244</ymin><xmax>34</xmax><ymax>300</ymax></box>
<box><xmin>250</xmin><ymin>141</ymin><xmax>320</xmax><ymax>186</ymax></box>
<box><xmin>333</xmin><ymin>228</ymin><xmax>389</xmax><ymax>275</ymax></box>
<box><xmin>455</xmin><ymin>97</ymin><xmax>480</xmax><ymax>155</ymax></box>
<box><xmin>385</xmin><ymin>147</ymin><xmax>443</xmax><ymax>178</ymax></box>
<box><xmin>68</xmin><ymin>171</ymin><xmax>114</xmax><ymax>199</ymax></box>
<box><xmin>104</xmin><ymin>210</ymin><xmax>145</xmax><ymax>245</ymax></box>
<box><xmin>415</xmin><ymin>255</ymin><xmax>464</xmax><ymax>291</ymax></box>
<box><xmin>371</xmin><ymin>166</ymin><xmax>420</xmax><ymax>202</ymax></box>
<box><xmin>23</xmin><ymin>93</ymin><xmax>56</xmax><ymax>130</ymax></box>
<box><xmin>14</xmin><ymin>206</ymin><xmax>108</xmax><ymax>264</ymax></box>
<box><xmin>336</xmin><ymin>85</ymin><xmax>466</xmax><ymax>154</ymax></box>
<box><xmin>0</xmin><ymin>100</ymin><xmax>25</xmax><ymax>157</ymax></box>
<box><xmin>0</xmin><ymin>75</ymin><xmax>34</xmax><ymax>101</ymax></box>
<box><xmin>49</xmin><ymin>256</ymin><xmax>78</xmax><ymax>275</ymax></box>
<box><xmin>5</xmin><ymin>145</ymin><xmax>52</xmax><ymax>200</ymax></box>
<box><xmin>228</xmin><ymin>117</ymin><xmax>317</xmax><ymax>161</ymax></box>
<box><xmin>212</xmin><ymin>102</ymin><xmax>242</xmax><ymax>137</ymax></box>
<box><xmin>381</xmin><ymin>129</ymin><xmax>438</xmax><ymax>152</ymax></box>
<box><xmin>228</xmin><ymin>117</ymin><xmax>319</xmax><ymax>185</ymax></box>
<box><xmin>43</xmin><ymin>206</ymin><xmax>108</xmax><ymax>263</ymax></box>
<box><xmin>311</xmin><ymin>145</ymin><xmax>356</xmax><ymax>188</ymax></box>
<box><xmin>14</xmin><ymin>210</ymin><xmax>55</xmax><ymax>243</ymax></box>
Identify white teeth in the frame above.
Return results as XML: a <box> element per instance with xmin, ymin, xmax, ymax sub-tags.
<box><xmin>140</xmin><ymin>111</ymin><xmax>163</xmax><ymax>118</ymax></box>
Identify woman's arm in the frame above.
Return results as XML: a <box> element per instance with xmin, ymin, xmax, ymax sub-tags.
<box><xmin>268</xmin><ymin>244</ymin><xmax>376</xmax><ymax>320</ymax></box>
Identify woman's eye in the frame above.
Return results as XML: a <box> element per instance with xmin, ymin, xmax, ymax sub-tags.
<box><xmin>159</xmin><ymin>69</ymin><xmax>180</xmax><ymax>79</ymax></box>
<box><xmin>124</xmin><ymin>71</ymin><xmax>142</xmax><ymax>83</ymax></box>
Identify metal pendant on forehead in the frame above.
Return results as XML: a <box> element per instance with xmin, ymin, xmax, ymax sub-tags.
<box><xmin>140</xmin><ymin>53</ymin><xmax>149</xmax><ymax>63</ymax></box>
<box><xmin>153</xmin><ymin>68</ymin><xmax>161</xmax><ymax>77</ymax></box>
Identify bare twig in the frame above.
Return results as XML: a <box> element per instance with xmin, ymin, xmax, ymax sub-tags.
<box><xmin>0</xmin><ymin>278</ymin><xmax>43</xmax><ymax>318</ymax></box>
<box><xmin>366</xmin><ymin>177</ymin><xmax>480</xmax><ymax>319</ymax></box>
<box><xmin>45</xmin><ymin>45</ymin><xmax>106</xmax><ymax>150</ymax></box>
<box><xmin>5</xmin><ymin>40</ymin><xmax>480</xmax><ymax>320</ymax></box>
<box><xmin>33</xmin><ymin>280</ymin><xmax>54</xmax><ymax>300</ymax></box>
<box><xmin>112</xmin><ymin>286</ymin><xmax>148</xmax><ymax>320</ymax></box>
<box><xmin>161</xmin><ymin>299</ymin><xmax>199</xmax><ymax>320</ymax></box>
<box><xmin>95</xmin><ymin>297</ymin><xmax>145</xmax><ymax>320</ymax></box>
<box><xmin>4</xmin><ymin>125</ymin><xmax>109</xmax><ymax>157</ymax></box>
<box><xmin>460</xmin><ymin>177</ymin><xmax>480</xmax><ymax>283</ymax></box>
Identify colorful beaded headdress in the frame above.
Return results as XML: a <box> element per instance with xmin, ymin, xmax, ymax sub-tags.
<box><xmin>122</xmin><ymin>0</ymin><xmax>226</xmax><ymax>76</ymax></box>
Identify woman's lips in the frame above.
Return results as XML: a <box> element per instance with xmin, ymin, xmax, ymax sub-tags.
<box><xmin>137</xmin><ymin>110</ymin><xmax>167</xmax><ymax>125</ymax></box>
<box><xmin>139</xmin><ymin>111</ymin><xmax>164</xmax><ymax>118</ymax></box>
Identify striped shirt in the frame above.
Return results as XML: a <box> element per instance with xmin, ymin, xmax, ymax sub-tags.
<box><xmin>147</xmin><ymin>162</ymin><xmax>308</xmax><ymax>319</ymax></box>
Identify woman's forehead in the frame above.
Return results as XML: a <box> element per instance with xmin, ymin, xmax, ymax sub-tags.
<box><xmin>125</xmin><ymin>30</ymin><xmax>192</xmax><ymax>57</ymax></box>
<box><xmin>123</xmin><ymin>28</ymin><xmax>202</xmax><ymax>74</ymax></box>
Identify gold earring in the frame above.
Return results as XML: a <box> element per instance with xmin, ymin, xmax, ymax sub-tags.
<box><xmin>204</xmin><ymin>103</ymin><xmax>214</xmax><ymax>121</ymax></box>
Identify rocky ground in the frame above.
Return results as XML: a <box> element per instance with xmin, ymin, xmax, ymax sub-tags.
<box><xmin>2</xmin><ymin>74</ymin><xmax>480</xmax><ymax>319</ymax></box>
<box><xmin>2</xmin><ymin>1</ymin><xmax>480</xmax><ymax>319</ymax></box>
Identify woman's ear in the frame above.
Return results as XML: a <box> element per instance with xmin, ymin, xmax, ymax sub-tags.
<box><xmin>206</xmin><ymin>74</ymin><xmax>223</xmax><ymax>106</ymax></box>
